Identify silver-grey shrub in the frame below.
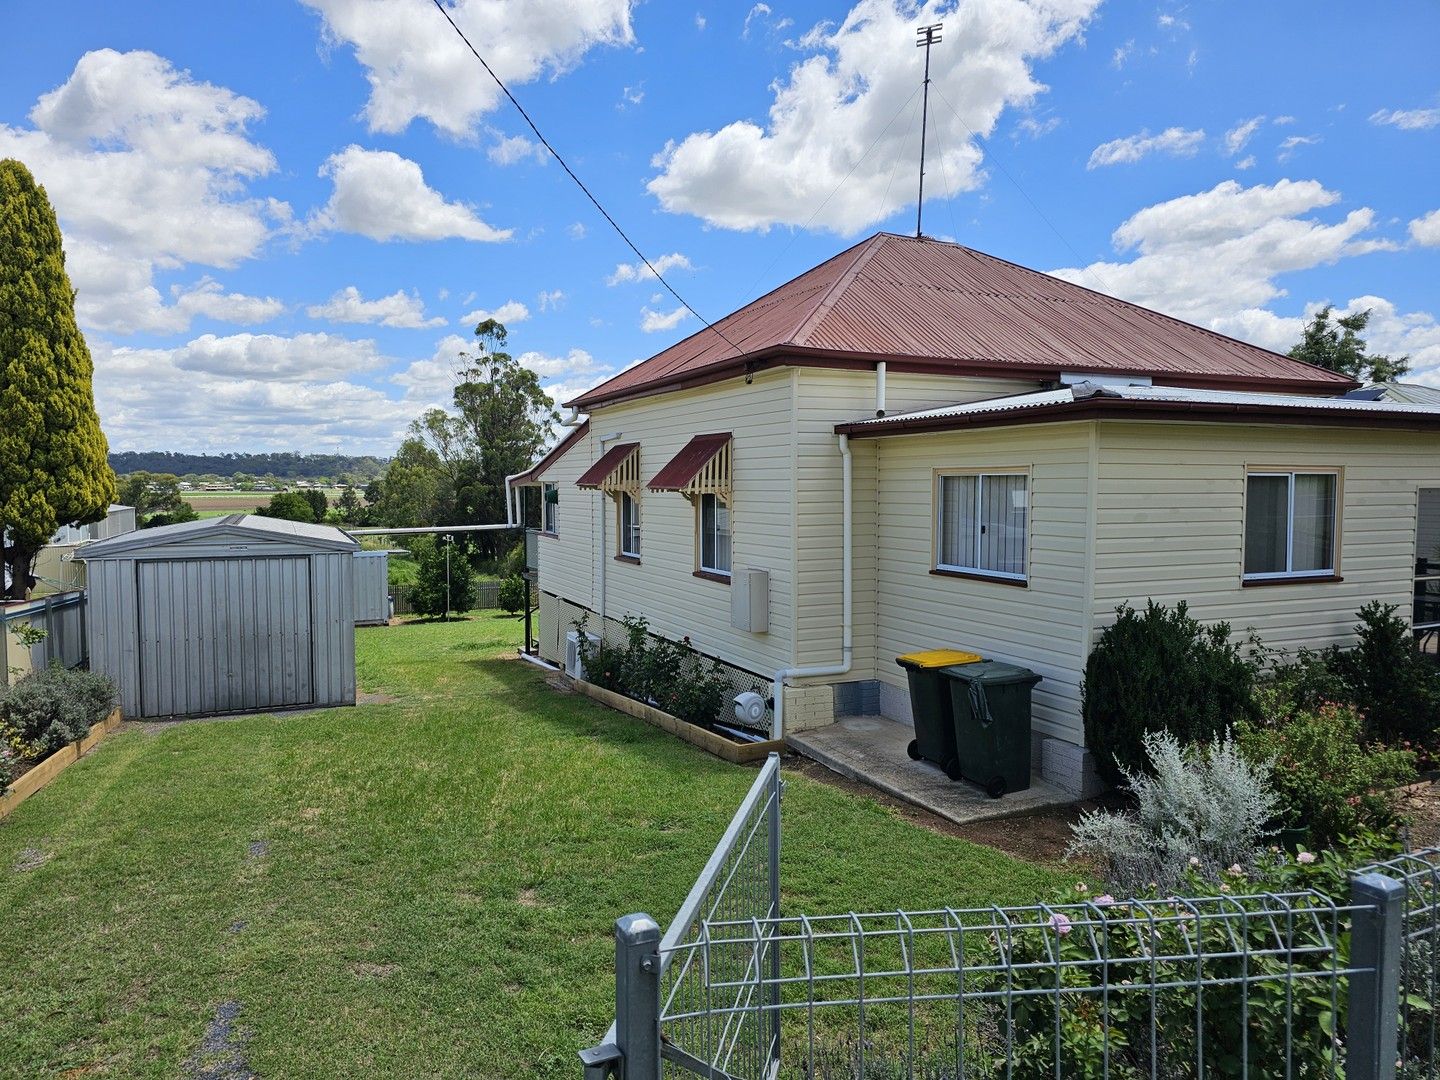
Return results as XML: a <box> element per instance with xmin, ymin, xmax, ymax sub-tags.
<box><xmin>1068</xmin><ymin>729</ymin><xmax>1276</xmax><ymax>894</ymax></box>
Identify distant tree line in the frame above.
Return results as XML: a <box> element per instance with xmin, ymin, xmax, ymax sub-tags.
<box><xmin>109</xmin><ymin>451</ymin><xmax>386</xmax><ymax>481</ymax></box>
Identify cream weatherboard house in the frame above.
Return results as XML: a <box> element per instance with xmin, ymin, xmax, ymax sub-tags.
<box><xmin>516</xmin><ymin>233</ymin><xmax>1440</xmax><ymax>795</ymax></box>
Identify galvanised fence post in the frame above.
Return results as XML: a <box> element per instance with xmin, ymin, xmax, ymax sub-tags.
<box><xmin>614</xmin><ymin>913</ymin><xmax>661</xmax><ymax>1080</ymax></box>
<box><xmin>768</xmin><ymin>763</ymin><xmax>782</xmax><ymax>1069</ymax></box>
<box><xmin>1348</xmin><ymin>871</ymin><xmax>1406</xmax><ymax>1080</ymax></box>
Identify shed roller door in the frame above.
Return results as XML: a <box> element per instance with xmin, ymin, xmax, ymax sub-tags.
<box><xmin>137</xmin><ymin>557</ymin><xmax>314</xmax><ymax>718</ymax></box>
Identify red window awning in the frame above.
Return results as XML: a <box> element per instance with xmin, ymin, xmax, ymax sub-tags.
<box><xmin>575</xmin><ymin>441</ymin><xmax>640</xmax><ymax>491</ymax></box>
<box><xmin>647</xmin><ymin>433</ymin><xmax>732</xmax><ymax>497</ymax></box>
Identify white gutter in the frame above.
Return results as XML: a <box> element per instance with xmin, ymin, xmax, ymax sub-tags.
<box><xmin>770</xmin><ymin>433</ymin><xmax>852</xmax><ymax>739</ymax></box>
<box><xmin>875</xmin><ymin>361</ymin><xmax>887</xmax><ymax>417</ymax></box>
<box><xmin>595</xmin><ymin>432</ymin><xmax>623</xmax><ymax>621</ymax></box>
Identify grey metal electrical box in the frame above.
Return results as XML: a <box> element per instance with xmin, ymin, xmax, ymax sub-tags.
<box><xmin>730</xmin><ymin>568</ymin><xmax>769</xmax><ymax>633</ymax></box>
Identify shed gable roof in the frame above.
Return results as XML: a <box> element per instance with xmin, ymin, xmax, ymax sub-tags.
<box><xmin>567</xmin><ymin>233</ymin><xmax>1353</xmax><ymax>409</ymax></box>
<box><xmin>79</xmin><ymin>513</ymin><xmax>359</xmax><ymax>558</ymax></box>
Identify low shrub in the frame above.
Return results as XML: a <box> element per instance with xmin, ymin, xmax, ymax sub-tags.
<box><xmin>497</xmin><ymin>574</ymin><xmax>528</xmax><ymax>615</ymax></box>
<box><xmin>410</xmin><ymin>536</ymin><xmax>476</xmax><ymax>617</ymax></box>
<box><xmin>1008</xmin><ymin>831</ymin><xmax>1400</xmax><ymax>1079</ymax></box>
<box><xmin>0</xmin><ymin>665</ymin><xmax>117</xmax><ymax>758</ymax></box>
<box><xmin>573</xmin><ymin>616</ymin><xmax>730</xmax><ymax>728</ymax></box>
<box><xmin>1238</xmin><ymin>699</ymin><xmax>1415</xmax><ymax>848</ymax></box>
<box><xmin>1331</xmin><ymin>601</ymin><xmax>1440</xmax><ymax>744</ymax></box>
<box><xmin>1082</xmin><ymin>600</ymin><xmax>1261</xmax><ymax>787</ymax></box>
<box><xmin>1068</xmin><ymin>729</ymin><xmax>1276</xmax><ymax>895</ymax></box>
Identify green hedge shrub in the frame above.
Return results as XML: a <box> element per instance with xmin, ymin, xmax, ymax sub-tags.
<box><xmin>410</xmin><ymin>536</ymin><xmax>476</xmax><ymax>617</ymax></box>
<box><xmin>1331</xmin><ymin>601</ymin><xmax>1440</xmax><ymax>743</ymax></box>
<box><xmin>575</xmin><ymin>615</ymin><xmax>731</xmax><ymax>728</ymax></box>
<box><xmin>1082</xmin><ymin>600</ymin><xmax>1261</xmax><ymax>787</ymax></box>
<box><xmin>1</xmin><ymin>665</ymin><xmax>116</xmax><ymax>757</ymax></box>
<box><xmin>497</xmin><ymin>575</ymin><xmax>528</xmax><ymax>614</ymax></box>
<box><xmin>1237</xmin><ymin>700</ymin><xmax>1414</xmax><ymax>848</ymax></box>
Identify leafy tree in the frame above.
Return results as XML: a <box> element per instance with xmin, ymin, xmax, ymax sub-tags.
<box><xmin>0</xmin><ymin>159</ymin><xmax>116</xmax><ymax>599</ymax></box>
<box><xmin>335</xmin><ymin>485</ymin><xmax>363</xmax><ymax>522</ymax></box>
<box><xmin>411</xmin><ymin>535</ymin><xmax>475</xmax><ymax>617</ymax></box>
<box><xmin>1288</xmin><ymin>305</ymin><xmax>1410</xmax><ymax>382</ymax></box>
<box><xmin>144</xmin><ymin>504</ymin><xmax>199</xmax><ymax>528</ymax></box>
<box><xmin>367</xmin><ymin>439</ymin><xmax>447</xmax><ymax>529</ymax></box>
<box><xmin>116</xmin><ymin>471</ymin><xmax>187</xmax><ymax>522</ymax></box>
<box><xmin>256</xmin><ymin>491</ymin><xmax>317</xmax><ymax>523</ymax></box>
<box><xmin>298</xmin><ymin>488</ymin><xmax>327</xmax><ymax>520</ymax></box>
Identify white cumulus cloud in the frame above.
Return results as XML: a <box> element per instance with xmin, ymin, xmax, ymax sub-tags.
<box><xmin>172</xmin><ymin>331</ymin><xmax>389</xmax><ymax>381</ymax></box>
<box><xmin>0</xmin><ymin>49</ymin><xmax>287</xmax><ymax>334</ymax></box>
<box><xmin>1087</xmin><ymin>126</ymin><xmax>1205</xmax><ymax>168</ymax></box>
<box><xmin>487</xmin><ymin>133</ymin><xmax>548</xmax><ymax>166</ymax></box>
<box><xmin>1411</xmin><ymin>209</ymin><xmax>1440</xmax><ymax>247</ymax></box>
<box><xmin>606</xmin><ymin>252</ymin><xmax>693</xmax><ymax>285</ymax></box>
<box><xmin>640</xmin><ymin>305</ymin><xmax>692</xmax><ymax>333</ymax></box>
<box><xmin>310</xmin><ymin>145</ymin><xmax>511</xmax><ymax>242</ymax></box>
<box><xmin>307</xmin><ymin>286</ymin><xmax>446</xmax><ymax>328</ymax></box>
<box><xmin>301</xmin><ymin>0</ymin><xmax>635</xmax><ymax>137</ymax></box>
<box><xmin>647</xmin><ymin>0</ymin><xmax>1099</xmax><ymax>234</ymax></box>
<box><xmin>458</xmin><ymin>299</ymin><xmax>531</xmax><ymax>327</ymax></box>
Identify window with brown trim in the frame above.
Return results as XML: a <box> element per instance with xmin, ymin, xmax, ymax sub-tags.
<box><xmin>698</xmin><ymin>493</ymin><xmax>731</xmax><ymax>576</ymax></box>
<box><xmin>541</xmin><ymin>482</ymin><xmax>559</xmax><ymax>535</ymax></box>
<box><xmin>935</xmin><ymin>472</ymin><xmax>1028</xmax><ymax>583</ymax></box>
<box><xmin>1243</xmin><ymin>471</ymin><xmax>1337</xmax><ymax>581</ymax></box>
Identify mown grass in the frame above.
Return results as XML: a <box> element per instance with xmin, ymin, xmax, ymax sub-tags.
<box><xmin>0</xmin><ymin>614</ymin><xmax>1067</xmax><ymax>1079</ymax></box>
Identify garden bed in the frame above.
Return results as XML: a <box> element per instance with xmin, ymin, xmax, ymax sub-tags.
<box><xmin>1</xmin><ymin>707</ymin><xmax>121</xmax><ymax>820</ymax></box>
<box><xmin>570</xmin><ymin>677</ymin><xmax>785</xmax><ymax>763</ymax></box>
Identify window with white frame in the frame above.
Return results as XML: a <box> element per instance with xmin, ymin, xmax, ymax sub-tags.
<box><xmin>698</xmin><ymin>493</ymin><xmax>731</xmax><ymax>576</ymax></box>
<box><xmin>618</xmin><ymin>492</ymin><xmax>640</xmax><ymax>558</ymax></box>
<box><xmin>936</xmin><ymin>472</ymin><xmax>1029</xmax><ymax>581</ymax></box>
<box><xmin>1244</xmin><ymin>471</ymin><xmax>1338</xmax><ymax>579</ymax></box>
<box><xmin>542</xmin><ymin>482</ymin><xmax>559</xmax><ymax>535</ymax></box>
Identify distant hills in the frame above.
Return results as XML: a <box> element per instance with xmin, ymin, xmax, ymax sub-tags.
<box><xmin>109</xmin><ymin>451</ymin><xmax>387</xmax><ymax>480</ymax></box>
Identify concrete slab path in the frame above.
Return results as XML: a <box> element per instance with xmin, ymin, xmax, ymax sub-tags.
<box><xmin>789</xmin><ymin>715</ymin><xmax>1074</xmax><ymax>827</ymax></box>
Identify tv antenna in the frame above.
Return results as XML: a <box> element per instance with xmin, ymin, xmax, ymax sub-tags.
<box><xmin>915</xmin><ymin>22</ymin><xmax>942</xmax><ymax>238</ymax></box>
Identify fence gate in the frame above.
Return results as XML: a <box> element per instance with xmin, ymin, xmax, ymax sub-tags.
<box><xmin>582</xmin><ymin>754</ymin><xmax>782</xmax><ymax>1080</ymax></box>
<box><xmin>583</xmin><ymin>753</ymin><xmax>1439</xmax><ymax>1080</ymax></box>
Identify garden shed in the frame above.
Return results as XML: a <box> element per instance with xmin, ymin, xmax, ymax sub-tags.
<box><xmin>80</xmin><ymin>515</ymin><xmax>360</xmax><ymax>719</ymax></box>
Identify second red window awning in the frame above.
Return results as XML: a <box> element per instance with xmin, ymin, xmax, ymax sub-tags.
<box><xmin>575</xmin><ymin>441</ymin><xmax>640</xmax><ymax>492</ymax></box>
<box><xmin>647</xmin><ymin>432</ymin><xmax>732</xmax><ymax>498</ymax></box>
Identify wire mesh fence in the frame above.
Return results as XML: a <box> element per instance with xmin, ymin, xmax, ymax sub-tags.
<box><xmin>581</xmin><ymin>754</ymin><xmax>1440</xmax><ymax>1080</ymax></box>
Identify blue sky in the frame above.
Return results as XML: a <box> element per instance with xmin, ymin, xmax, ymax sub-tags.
<box><xmin>3</xmin><ymin>0</ymin><xmax>1437</xmax><ymax>454</ymax></box>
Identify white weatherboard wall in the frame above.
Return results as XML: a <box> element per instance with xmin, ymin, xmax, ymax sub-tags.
<box><xmin>869</xmin><ymin>421</ymin><xmax>1095</xmax><ymax>745</ymax></box>
<box><xmin>538</xmin><ymin>370</ymin><xmax>796</xmax><ymax>677</ymax></box>
<box><xmin>1092</xmin><ymin>422</ymin><xmax>1440</xmax><ymax>651</ymax></box>
<box><xmin>793</xmin><ymin>368</ymin><xmax>1044</xmax><ymax>674</ymax></box>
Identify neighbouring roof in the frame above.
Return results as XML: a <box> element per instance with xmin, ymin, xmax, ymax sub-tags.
<box><xmin>79</xmin><ymin>513</ymin><xmax>359</xmax><ymax>558</ymax></box>
<box><xmin>567</xmin><ymin>233</ymin><xmax>1353</xmax><ymax>409</ymax></box>
<box><xmin>1354</xmin><ymin>381</ymin><xmax>1440</xmax><ymax>406</ymax></box>
<box><xmin>838</xmin><ymin>382</ymin><xmax>1440</xmax><ymax>438</ymax></box>
<box><xmin>512</xmin><ymin>420</ymin><xmax>590</xmax><ymax>485</ymax></box>
<box><xmin>575</xmin><ymin>441</ymin><xmax>640</xmax><ymax>489</ymax></box>
<box><xmin>647</xmin><ymin>433</ymin><xmax>732</xmax><ymax>492</ymax></box>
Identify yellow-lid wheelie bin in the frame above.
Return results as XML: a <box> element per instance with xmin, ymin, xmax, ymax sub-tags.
<box><xmin>896</xmin><ymin>649</ymin><xmax>982</xmax><ymax>780</ymax></box>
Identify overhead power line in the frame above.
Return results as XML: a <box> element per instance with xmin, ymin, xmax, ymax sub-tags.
<box><xmin>425</xmin><ymin>0</ymin><xmax>744</xmax><ymax>360</ymax></box>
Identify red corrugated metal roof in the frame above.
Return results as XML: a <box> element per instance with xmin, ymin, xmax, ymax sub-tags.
<box><xmin>575</xmin><ymin>441</ymin><xmax>638</xmax><ymax>489</ymax></box>
<box><xmin>647</xmin><ymin>433</ymin><xmax>731</xmax><ymax>491</ymax></box>
<box><xmin>512</xmin><ymin>420</ymin><xmax>589</xmax><ymax>485</ymax></box>
<box><xmin>567</xmin><ymin>233</ymin><xmax>1353</xmax><ymax>408</ymax></box>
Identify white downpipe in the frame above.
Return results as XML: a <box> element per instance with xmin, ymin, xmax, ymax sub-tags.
<box><xmin>595</xmin><ymin>432</ymin><xmax>623</xmax><ymax>621</ymax></box>
<box><xmin>504</xmin><ymin>471</ymin><xmax>526</xmax><ymax>527</ymax></box>
<box><xmin>770</xmin><ymin>433</ymin><xmax>852</xmax><ymax>739</ymax></box>
<box><xmin>560</xmin><ymin>407</ymin><xmax>583</xmax><ymax>428</ymax></box>
<box><xmin>875</xmin><ymin>361</ymin><xmax>887</xmax><ymax>417</ymax></box>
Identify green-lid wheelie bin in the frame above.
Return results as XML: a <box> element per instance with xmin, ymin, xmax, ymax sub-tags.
<box><xmin>896</xmin><ymin>649</ymin><xmax>982</xmax><ymax>780</ymax></box>
<box><xmin>942</xmin><ymin>661</ymin><xmax>1042</xmax><ymax>798</ymax></box>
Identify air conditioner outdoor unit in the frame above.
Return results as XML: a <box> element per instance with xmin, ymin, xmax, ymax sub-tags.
<box><xmin>565</xmin><ymin>629</ymin><xmax>601</xmax><ymax>680</ymax></box>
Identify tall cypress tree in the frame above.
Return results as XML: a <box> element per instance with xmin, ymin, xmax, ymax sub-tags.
<box><xmin>0</xmin><ymin>159</ymin><xmax>116</xmax><ymax>599</ymax></box>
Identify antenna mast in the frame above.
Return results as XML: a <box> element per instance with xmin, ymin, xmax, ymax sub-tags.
<box><xmin>915</xmin><ymin>22</ymin><xmax>942</xmax><ymax>239</ymax></box>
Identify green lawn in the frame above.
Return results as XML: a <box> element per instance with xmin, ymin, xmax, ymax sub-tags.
<box><xmin>0</xmin><ymin>615</ymin><xmax>1067</xmax><ymax>1079</ymax></box>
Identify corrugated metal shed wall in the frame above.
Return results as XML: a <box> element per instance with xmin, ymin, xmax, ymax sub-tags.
<box><xmin>353</xmin><ymin>552</ymin><xmax>389</xmax><ymax>625</ymax></box>
<box><xmin>85</xmin><ymin>525</ymin><xmax>356</xmax><ymax>718</ymax></box>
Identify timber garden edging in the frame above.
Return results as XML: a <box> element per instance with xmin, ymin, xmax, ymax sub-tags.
<box><xmin>569</xmin><ymin>678</ymin><xmax>785</xmax><ymax>764</ymax></box>
<box><xmin>0</xmin><ymin>707</ymin><xmax>122</xmax><ymax>820</ymax></box>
